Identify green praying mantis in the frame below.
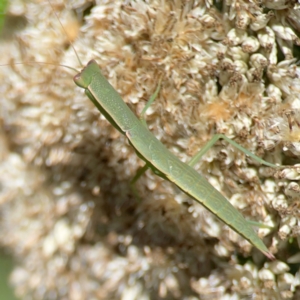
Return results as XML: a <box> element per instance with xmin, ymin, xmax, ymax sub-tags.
<box><xmin>5</xmin><ymin>0</ymin><xmax>296</xmax><ymax>260</ymax></box>
<box><xmin>74</xmin><ymin>60</ymin><xmax>281</xmax><ymax>259</ymax></box>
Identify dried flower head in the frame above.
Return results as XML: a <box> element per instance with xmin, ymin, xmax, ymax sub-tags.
<box><xmin>1</xmin><ymin>0</ymin><xmax>300</xmax><ymax>299</ymax></box>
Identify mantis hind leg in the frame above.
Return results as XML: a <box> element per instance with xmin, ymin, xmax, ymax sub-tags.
<box><xmin>247</xmin><ymin>220</ymin><xmax>273</xmax><ymax>230</ymax></box>
<box><xmin>187</xmin><ymin>133</ymin><xmax>280</xmax><ymax>169</ymax></box>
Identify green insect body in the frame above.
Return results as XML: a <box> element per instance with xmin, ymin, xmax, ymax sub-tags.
<box><xmin>74</xmin><ymin>60</ymin><xmax>275</xmax><ymax>259</ymax></box>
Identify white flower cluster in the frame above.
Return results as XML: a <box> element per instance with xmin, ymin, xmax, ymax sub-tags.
<box><xmin>1</xmin><ymin>0</ymin><xmax>300</xmax><ymax>299</ymax></box>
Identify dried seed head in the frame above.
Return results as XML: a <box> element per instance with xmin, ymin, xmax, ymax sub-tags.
<box><xmin>2</xmin><ymin>0</ymin><xmax>300</xmax><ymax>298</ymax></box>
